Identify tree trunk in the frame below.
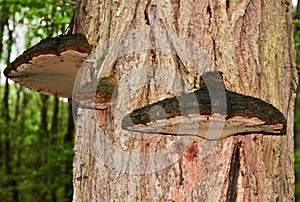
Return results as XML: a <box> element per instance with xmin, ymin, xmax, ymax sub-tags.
<box><xmin>65</xmin><ymin>100</ymin><xmax>75</xmax><ymax>201</ymax></box>
<box><xmin>51</xmin><ymin>97</ymin><xmax>59</xmax><ymax>143</ymax></box>
<box><xmin>72</xmin><ymin>0</ymin><xmax>297</xmax><ymax>201</ymax></box>
<box><xmin>294</xmin><ymin>0</ymin><xmax>300</xmax><ymax>200</ymax></box>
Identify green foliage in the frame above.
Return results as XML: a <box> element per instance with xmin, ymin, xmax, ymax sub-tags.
<box><xmin>0</xmin><ymin>0</ymin><xmax>76</xmax><ymax>201</ymax></box>
<box><xmin>0</xmin><ymin>87</ymin><xmax>74</xmax><ymax>202</ymax></box>
<box><xmin>296</xmin><ymin>150</ymin><xmax>300</xmax><ymax>174</ymax></box>
<box><xmin>0</xmin><ymin>0</ymin><xmax>76</xmax><ymax>59</ymax></box>
<box><xmin>294</xmin><ymin>30</ymin><xmax>300</xmax><ymax>70</ymax></box>
<box><xmin>4</xmin><ymin>0</ymin><xmax>75</xmax><ymax>36</ymax></box>
<box><xmin>295</xmin><ymin>9</ymin><xmax>300</xmax><ymax>199</ymax></box>
<box><xmin>296</xmin><ymin>150</ymin><xmax>300</xmax><ymax>199</ymax></box>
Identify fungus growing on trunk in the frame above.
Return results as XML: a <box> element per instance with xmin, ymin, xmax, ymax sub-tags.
<box><xmin>4</xmin><ymin>34</ymin><xmax>92</xmax><ymax>98</ymax></box>
<box><xmin>122</xmin><ymin>72</ymin><xmax>286</xmax><ymax>140</ymax></box>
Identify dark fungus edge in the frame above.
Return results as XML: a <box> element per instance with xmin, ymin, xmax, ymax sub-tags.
<box><xmin>4</xmin><ymin>34</ymin><xmax>92</xmax><ymax>77</ymax></box>
<box><xmin>121</xmin><ymin>87</ymin><xmax>287</xmax><ymax>136</ymax></box>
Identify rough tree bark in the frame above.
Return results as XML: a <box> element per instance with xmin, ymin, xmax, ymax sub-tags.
<box><xmin>71</xmin><ymin>0</ymin><xmax>297</xmax><ymax>201</ymax></box>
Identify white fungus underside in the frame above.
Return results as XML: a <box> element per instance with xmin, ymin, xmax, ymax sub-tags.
<box><xmin>125</xmin><ymin>114</ymin><xmax>284</xmax><ymax>140</ymax></box>
<box><xmin>8</xmin><ymin>50</ymin><xmax>88</xmax><ymax>98</ymax></box>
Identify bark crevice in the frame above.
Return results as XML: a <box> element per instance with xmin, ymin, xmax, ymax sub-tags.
<box><xmin>226</xmin><ymin>141</ymin><xmax>242</xmax><ymax>202</ymax></box>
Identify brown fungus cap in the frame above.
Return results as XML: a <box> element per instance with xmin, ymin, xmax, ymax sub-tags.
<box><xmin>4</xmin><ymin>34</ymin><xmax>92</xmax><ymax>98</ymax></box>
<box><xmin>122</xmin><ymin>71</ymin><xmax>287</xmax><ymax>140</ymax></box>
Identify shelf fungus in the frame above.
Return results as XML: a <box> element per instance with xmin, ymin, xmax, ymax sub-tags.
<box><xmin>4</xmin><ymin>34</ymin><xmax>92</xmax><ymax>98</ymax></box>
<box><xmin>122</xmin><ymin>72</ymin><xmax>287</xmax><ymax>140</ymax></box>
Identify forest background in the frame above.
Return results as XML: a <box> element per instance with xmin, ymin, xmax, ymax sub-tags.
<box><xmin>0</xmin><ymin>0</ymin><xmax>300</xmax><ymax>201</ymax></box>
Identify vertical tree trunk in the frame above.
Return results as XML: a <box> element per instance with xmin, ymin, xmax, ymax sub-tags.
<box><xmin>34</xmin><ymin>94</ymin><xmax>50</xmax><ymax>201</ymax></box>
<box><xmin>65</xmin><ymin>99</ymin><xmax>75</xmax><ymax>144</ymax></box>
<box><xmin>40</xmin><ymin>95</ymin><xmax>49</xmax><ymax>138</ymax></box>
<box><xmin>51</xmin><ymin>97</ymin><xmax>59</xmax><ymax>143</ymax></box>
<box><xmin>72</xmin><ymin>0</ymin><xmax>297</xmax><ymax>201</ymax></box>
<box><xmin>50</xmin><ymin>97</ymin><xmax>59</xmax><ymax>202</ymax></box>
<box><xmin>65</xmin><ymin>100</ymin><xmax>75</xmax><ymax>201</ymax></box>
<box><xmin>2</xmin><ymin>22</ymin><xmax>19</xmax><ymax>202</ymax></box>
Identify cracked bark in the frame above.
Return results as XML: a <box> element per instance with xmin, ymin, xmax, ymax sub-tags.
<box><xmin>72</xmin><ymin>0</ymin><xmax>297</xmax><ymax>201</ymax></box>
<box><xmin>226</xmin><ymin>141</ymin><xmax>241</xmax><ymax>202</ymax></box>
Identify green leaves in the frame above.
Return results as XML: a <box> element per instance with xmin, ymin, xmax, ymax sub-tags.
<box><xmin>0</xmin><ymin>87</ymin><xmax>74</xmax><ymax>201</ymax></box>
<box><xmin>1</xmin><ymin>0</ymin><xmax>76</xmax><ymax>40</ymax></box>
<box><xmin>0</xmin><ymin>0</ymin><xmax>76</xmax><ymax>201</ymax></box>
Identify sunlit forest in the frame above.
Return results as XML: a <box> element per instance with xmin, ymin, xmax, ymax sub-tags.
<box><xmin>1</xmin><ymin>0</ymin><xmax>300</xmax><ymax>201</ymax></box>
<box><xmin>0</xmin><ymin>0</ymin><xmax>76</xmax><ymax>201</ymax></box>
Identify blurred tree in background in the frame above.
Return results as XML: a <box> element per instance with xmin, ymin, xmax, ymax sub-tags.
<box><xmin>0</xmin><ymin>0</ymin><xmax>76</xmax><ymax>201</ymax></box>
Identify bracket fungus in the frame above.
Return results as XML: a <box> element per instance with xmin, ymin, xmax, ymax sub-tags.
<box><xmin>122</xmin><ymin>72</ymin><xmax>287</xmax><ymax>140</ymax></box>
<box><xmin>4</xmin><ymin>34</ymin><xmax>92</xmax><ymax>98</ymax></box>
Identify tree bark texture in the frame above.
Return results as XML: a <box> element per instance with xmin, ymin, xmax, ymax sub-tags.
<box><xmin>72</xmin><ymin>0</ymin><xmax>297</xmax><ymax>201</ymax></box>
